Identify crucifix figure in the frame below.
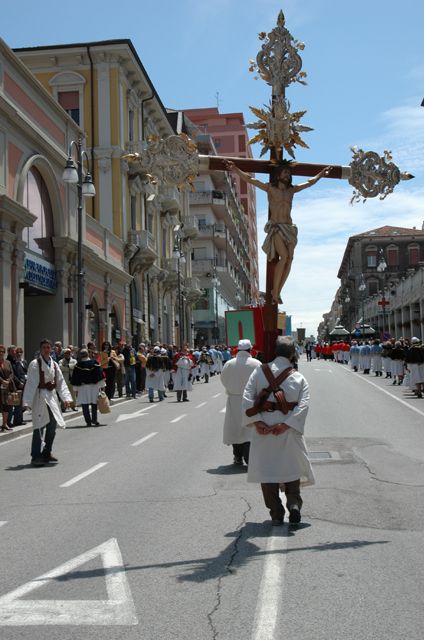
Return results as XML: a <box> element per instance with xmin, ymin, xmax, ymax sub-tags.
<box><xmin>224</xmin><ymin>159</ymin><xmax>331</xmax><ymax>304</ymax></box>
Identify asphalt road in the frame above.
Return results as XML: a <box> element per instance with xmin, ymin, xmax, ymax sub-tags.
<box><xmin>0</xmin><ymin>359</ymin><xmax>423</xmax><ymax>639</ymax></box>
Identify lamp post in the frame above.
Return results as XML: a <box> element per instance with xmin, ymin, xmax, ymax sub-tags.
<box><xmin>173</xmin><ymin>235</ymin><xmax>186</xmax><ymax>349</ymax></box>
<box><xmin>358</xmin><ymin>274</ymin><xmax>366</xmax><ymax>339</ymax></box>
<box><xmin>62</xmin><ymin>138</ymin><xmax>95</xmax><ymax>348</ymax></box>
<box><xmin>376</xmin><ymin>248</ymin><xmax>388</xmax><ymax>337</ymax></box>
<box><xmin>211</xmin><ymin>268</ymin><xmax>219</xmax><ymax>344</ymax></box>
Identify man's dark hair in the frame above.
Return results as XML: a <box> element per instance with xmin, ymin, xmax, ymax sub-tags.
<box><xmin>39</xmin><ymin>338</ymin><xmax>52</xmax><ymax>348</ymax></box>
<box><xmin>270</xmin><ymin>161</ymin><xmax>293</xmax><ymax>188</ymax></box>
<box><xmin>275</xmin><ymin>336</ymin><xmax>296</xmax><ymax>359</ymax></box>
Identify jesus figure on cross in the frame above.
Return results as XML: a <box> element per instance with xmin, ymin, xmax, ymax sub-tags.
<box><xmin>224</xmin><ymin>160</ymin><xmax>332</xmax><ymax>304</ymax></box>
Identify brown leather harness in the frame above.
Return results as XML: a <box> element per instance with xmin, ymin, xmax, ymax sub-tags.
<box><xmin>37</xmin><ymin>357</ymin><xmax>58</xmax><ymax>391</ymax></box>
<box><xmin>245</xmin><ymin>364</ymin><xmax>297</xmax><ymax>417</ymax></box>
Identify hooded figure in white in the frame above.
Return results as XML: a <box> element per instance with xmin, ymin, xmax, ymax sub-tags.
<box><xmin>241</xmin><ymin>336</ymin><xmax>314</xmax><ymax>525</ymax></box>
<box><xmin>220</xmin><ymin>339</ymin><xmax>261</xmax><ymax>464</ymax></box>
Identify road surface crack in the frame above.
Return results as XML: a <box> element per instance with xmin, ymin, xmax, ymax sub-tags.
<box><xmin>206</xmin><ymin>496</ymin><xmax>251</xmax><ymax>640</ymax></box>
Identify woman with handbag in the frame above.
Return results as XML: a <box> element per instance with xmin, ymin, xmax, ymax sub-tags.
<box><xmin>99</xmin><ymin>341</ymin><xmax>119</xmax><ymax>401</ymax></box>
<box><xmin>0</xmin><ymin>345</ymin><xmax>14</xmax><ymax>431</ymax></box>
<box><xmin>70</xmin><ymin>349</ymin><xmax>106</xmax><ymax>426</ymax></box>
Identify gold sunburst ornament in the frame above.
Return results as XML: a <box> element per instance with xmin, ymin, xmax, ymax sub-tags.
<box><xmin>247</xmin><ymin>98</ymin><xmax>313</xmax><ymax>158</ymax></box>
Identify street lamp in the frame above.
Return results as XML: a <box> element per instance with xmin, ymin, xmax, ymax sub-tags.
<box><xmin>62</xmin><ymin>138</ymin><xmax>95</xmax><ymax>348</ymax></box>
<box><xmin>358</xmin><ymin>274</ymin><xmax>366</xmax><ymax>338</ymax></box>
<box><xmin>173</xmin><ymin>236</ymin><xmax>186</xmax><ymax>349</ymax></box>
<box><xmin>211</xmin><ymin>268</ymin><xmax>219</xmax><ymax>343</ymax></box>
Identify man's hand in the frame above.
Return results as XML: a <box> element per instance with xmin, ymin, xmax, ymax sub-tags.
<box><xmin>271</xmin><ymin>423</ymin><xmax>290</xmax><ymax>435</ymax></box>
<box><xmin>254</xmin><ymin>421</ymin><xmax>270</xmax><ymax>435</ymax></box>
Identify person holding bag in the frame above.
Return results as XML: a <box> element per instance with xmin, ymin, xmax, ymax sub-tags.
<box><xmin>0</xmin><ymin>345</ymin><xmax>14</xmax><ymax>431</ymax></box>
<box><xmin>71</xmin><ymin>349</ymin><xmax>106</xmax><ymax>426</ymax></box>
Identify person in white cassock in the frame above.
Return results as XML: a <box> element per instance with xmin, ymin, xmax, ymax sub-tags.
<box><xmin>220</xmin><ymin>339</ymin><xmax>261</xmax><ymax>465</ymax></box>
<box><xmin>23</xmin><ymin>339</ymin><xmax>72</xmax><ymax>467</ymax></box>
<box><xmin>242</xmin><ymin>336</ymin><xmax>314</xmax><ymax>525</ymax></box>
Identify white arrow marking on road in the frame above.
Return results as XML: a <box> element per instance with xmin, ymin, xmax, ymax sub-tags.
<box><xmin>0</xmin><ymin>538</ymin><xmax>138</xmax><ymax>626</ymax></box>
<box><xmin>131</xmin><ymin>432</ymin><xmax>158</xmax><ymax>447</ymax></box>
<box><xmin>170</xmin><ymin>414</ymin><xmax>187</xmax><ymax>423</ymax></box>
<box><xmin>116</xmin><ymin>405</ymin><xmax>157</xmax><ymax>422</ymax></box>
<box><xmin>60</xmin><ymin>462</ymin><xmax>108</xmax><ymax>488</ymax></box>
<box><xmin>212</xmin><ymin>393</ymin><xmax>221</xmax><ymax>398</ymax></box>
<box><xmin>0</xmin><ymin>522</ymin><xmax>7</xmax><ymax>528</ymax></box>
<box><xmin>195</xmin><ymin>402</ymin><xmax>207</xmax><ymax>408</ymax></box>
<box><xmin>251</xmin><ymin>532</ymin><xmax>288</xmax><ymax>640</ymax></box>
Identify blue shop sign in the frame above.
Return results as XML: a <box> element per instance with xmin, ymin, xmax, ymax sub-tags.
<box><xmin>24</xmin><ymin>254</ymin><xmax>57</xmax><ymax>293</ymax></box>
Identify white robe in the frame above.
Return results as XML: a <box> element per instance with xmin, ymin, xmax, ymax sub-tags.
<box><xmin>242</xmin><ymin>356</ymin><xmax>315</xmax><ymax>486</ymax></box>
<box><xmin>23</xmin><ymin>357</ymin><xmax>72</xmax><ymax>430</ymax></box>
<box><xmin>173</xmin><ymin>356</ymin><xmax>194</xmax><ymax>391</ymax></box>
<box><xmin>220</xmin><ymin>351</ymin><xmax>261</xmax><ymax>445</ymax></box>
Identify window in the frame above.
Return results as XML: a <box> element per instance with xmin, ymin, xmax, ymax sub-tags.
<box><xmin>22</xmin><ymin>166</ymin><xmax>54</xmax><ymax>262</ymax></box>
<box><xmin>197</xmin><ymin>218</ymin><xmax>207</xmax><ymax>230</ymax></box>
<box><xmin>386</xmin><ymin>244</ymin><xmax>399</xmax><ymax>267</ymax></box>
<box><xmin>368</xmin><ymin>279</ymin><xmax>379</xmax><ymax>295</ymax></box>
<box><xmin>365</xmin><ymin>245</ymin><xmax>377</xmax><ymax>268</ymax></box>
<box><xmin>408</xmin><ymin>244</ymin><xmax>420</xmax><ymax>265</ymax></box>
<box><xmin>238</xmin><ymin>135</ymin><xmax>246</xmax><ymax>153</ymax></box>
<box><xmin>58</xmin><ymin>91</ymin><xmax>80</xmax><ymax>124</ymax></box>
<box><xmin>130</xmin><ymin>196</ymin><xmax>137</xmax><ymax>230</ymax></box>
<box><xmin>193</xmin><ymin>247</ymin><xmax>207</xmax><ymax>260</ymax></box>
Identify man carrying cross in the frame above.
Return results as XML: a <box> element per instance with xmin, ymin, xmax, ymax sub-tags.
<box><xmin>224</xmin><ymin>160</ymin><xmax>331</xmax><ymax>304</ymax></box>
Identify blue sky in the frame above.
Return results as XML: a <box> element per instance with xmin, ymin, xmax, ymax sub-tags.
<box><xmin>2</xmin><ymin>0</ymin><xmax>424</xmax><ymax>336</ymax></box>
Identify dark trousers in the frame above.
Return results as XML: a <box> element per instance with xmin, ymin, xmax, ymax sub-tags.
<box><xmin>125</xmin><ymin>366</ymin><xmax>136</xmax><ymax>398</ymax></box>
<box><xmin>260</xmin><ymin>480</ymin><xmax>302</xmax><ymax>520</ymax></box>
<box><xmin>104</xmin><ymin>366</ymin><xmax>115</xmax><ymax>400</ymax></box>
<box><xmin>82</xmin><ymin>403</ymin><xmax>98</xmax><ymax>426</ymax></box>
<box><xmin>233</xmin><ymin>442</ymin><xmax>250</xmax><ymax>463</ymax></box>
<box><xmin>176</xmin><ymin>390</ymin><xmax>187</xmax><ymax>402</ymax></box>
<box><xmin>31</xmin><ymin>406</ymin><xmax>56</xmax><ymax>459</ymax></box>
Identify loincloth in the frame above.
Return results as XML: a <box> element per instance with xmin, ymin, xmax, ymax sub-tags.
<box><xmin>261</xmin><ymin>222</ymin><xmax>298</xmax><ymax>261</ymax></box>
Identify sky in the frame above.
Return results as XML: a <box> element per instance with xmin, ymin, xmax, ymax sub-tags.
<box><xmin>2</xmin><ymin>0</ymin><xmax>424</xmax><ymax>337</ymax></box>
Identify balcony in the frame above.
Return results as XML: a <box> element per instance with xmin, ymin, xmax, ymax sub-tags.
<box><xmin>160</xmin><ymin>185</ymin><xmax>180</xmax><ymax>212</ymax></box>
<box><xmin>189</xmin><ymin>190</ymin><xmax>226</xmax><ymax>207</ymax></box>
<box><xmin>162</xmin><ymin>257</ymin><xmax>180</xmax><ymax>286</ymax></box>
<box><xmin>184</xmin><ymin>276</ymin><xmax>202</xmax><ymax>303</ymax></box>
<box><xmin>127</xmin><ymin>230</ymin><xmax>157</xmax><ymax>269</ymax></box>
<box><xmin>182</xmin><ymin>216</ymin><xmax>199</xmax><ymax>239</ymax></box>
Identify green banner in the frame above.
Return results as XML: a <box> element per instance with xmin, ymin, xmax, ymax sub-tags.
<box><xmin>225</xmin><ymin>310</ymin><xmax>255</xmax><ymax>346</ymax></box>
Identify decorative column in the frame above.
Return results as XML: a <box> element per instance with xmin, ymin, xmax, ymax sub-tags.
<box><xmin>0</xmin><ymin>231</ymin><xmax>16</xmax><ymax>344</ymax></box>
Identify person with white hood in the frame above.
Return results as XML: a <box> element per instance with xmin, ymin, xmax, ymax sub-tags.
<box><xmin>146</xmin><ymin>346</ymin><xmax>165</xmax><ymax>402</ymax></box>
<box><xmin>23</xmin><ymin>338</ymin><xmax>73</xmax><ymax>467</ymax></box>
<box><xmin>172</xmin><ymin>346</ymin><xmax>195</xmax><ymax>402</ymax></box>
<box><xmin>220</xmin><ymin>339</ymin><xmax>261</xmax><ymax>465</ymax></box>
<box><xmin>242</xmin><ymin>336</ymin><xmax>314</xmax><ymax>525</ymax></box>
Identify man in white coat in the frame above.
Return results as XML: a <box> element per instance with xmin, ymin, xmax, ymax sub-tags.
<box><xmin>220</xmin><ymin>339</ymin><xmax>261</xmax><ymax>465</ymax></box>
<box><xmin>242</xmin><ymin>336</ymin><xmax>314</xmax><ymax>525</ymax></box>
<box><xmin>23</xmin><ymin>339</ymin><xmax>73</xmax><ymax>467</ymax></box>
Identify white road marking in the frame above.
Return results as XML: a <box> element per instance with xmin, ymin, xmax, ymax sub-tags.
<box><xmin>60</xmin><ymin>463</ymin><xmax>108</xmax><ymax>488</ymax></box>
<box><xmin>116</xmin><ymin>405</ymin><xmax>156</xmax><ymax>423</ymax></box>
<box><xmin>170</xmin><ymin>414</ymin><xmax>187</xmax><ymax>423</ymax></box>
<box><xmin>340</xmin><ymin>366</ymin><xmax>424</xmax><ymax>418</ymax></box>
<box><xmin>131</xmin><ymin>432</ymin><xmax>158</xmax><ymax>447</ymax></box>
<box><xmin>0</xmin><ymin>522</ymin><xmax>7</xmax><ymax>528</ymax></box>
<box><xmin>195</xmin><ymin>402</ymin><xmax>207</xmax><ymax>408</ymax></box>
<box><xmin>251</xmin><ymin>532</ymin><xmax>288</xmax><ymax>640</ymax></box>
<box><xmin>0</xmin><ymin>538</ymin><xmax>138</xmax><ymax>626</ymax></box>
<box><xmin>220</xmin><ymin>407</ymin><xmax>226</xmax><ymax>413</ymax></box>
<box><xmin>212</xmin><ymin>393</ymin><xmax>221</xmax><ymax>398</ymax></box>
<box><xmin>0</xmin><ymin>433</ymin><xmax>31</xmax><ymax>447</ymax></box>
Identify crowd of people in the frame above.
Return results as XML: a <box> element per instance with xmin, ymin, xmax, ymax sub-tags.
<box><xmin>305</xmin><ymin>337</ymin><xmax>424</xmax><ymax>398</ymax></box>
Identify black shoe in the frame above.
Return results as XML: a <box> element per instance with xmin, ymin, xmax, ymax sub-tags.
<box><xmin>31</xmin><ymin>458</ymin><xmax>45</xmax><ymax>467</ymax></box>
<box><xmin>271</xmin><ymin>518</ymin><xmax>284</xmax><ymax>526</ymax></box>
<box><xmin>93</xmin><ymin>421</ymin><xmax>102</xmax><ymax>426</ymax></box>
<box><xmin>42</xmin><ymin>452</ymin><xmax>58</xmax><ymax>463</ymax></box>
<box><xmin>233</xmin><ymin>456</ymin><xmax>243</xmax><ymax>465</ymax></box>
<box><xmin>288</xmin><ymin>505</ymin><xmax>301</xmax><ymax>524</ymax></box>
<box><xmin>183</xmin><ymin>398</ymin><xmax>189</xmax><ymax>402</ymax></box>
<box><xmin>85</xmin><ymin>422</ymin><xmax>92</xmax><ymax>427</ymax></box>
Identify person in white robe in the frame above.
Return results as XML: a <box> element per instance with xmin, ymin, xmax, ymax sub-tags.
<box><xmin>172</xmin><ymin>348</ymin><xmax>195</xmax><ymax>402</ymax></box>
<box><xmin>146</xmin><ymin>347</ymin><xmax>165</xmax><ymax>402</ymax></box>
<box><xmin>242</xmin><ymin>336</ymin><xmax>314</xmax><ymax>525</ymax></box>
<box><xmin>220</xmin><ymin>339</ymin><xmax>261</xmax><ymax>465</ymax></box>
<box><xmin>23</xmin><ymin>339</ymin><xmax>72</xmax><ymax>466</ymax></box>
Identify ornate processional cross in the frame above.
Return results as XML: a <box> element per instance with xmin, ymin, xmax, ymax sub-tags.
<box><xmin>124</xmin><ymin>11</ymin><xmax>412</xmax><ymax>361</ymax></box>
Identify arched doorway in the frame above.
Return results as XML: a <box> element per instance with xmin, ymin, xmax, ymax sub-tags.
<box><xmin>21</xmin><ymin>165</ymin><xmax>58</xmax><ymax>356</ymax></box>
